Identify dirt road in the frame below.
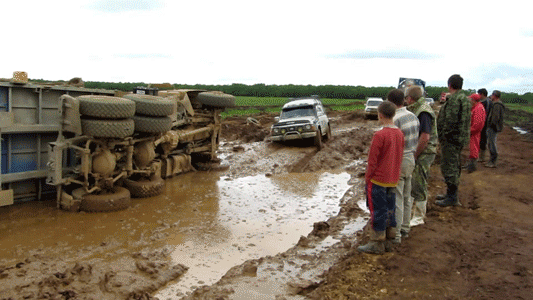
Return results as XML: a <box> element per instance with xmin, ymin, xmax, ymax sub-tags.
<box><xmin>1</xmin><ymin>109</ymin><xmax>532</xmax><ymax>299</ymax></box>
<box><xmin>185</xmin><ymin>109</ymin><xmax>533</xmax><ymax>300</ymax></box>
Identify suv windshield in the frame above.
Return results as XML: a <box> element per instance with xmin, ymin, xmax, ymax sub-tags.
<box><xmin>366</xmin><ymin>100</ymin><xmax>382</xmax><ymax>106</ymax></box>
<box><xmin>280</xmin><ymin>106</ymin><xmax>316</xmax><ymax>120</ymax></box>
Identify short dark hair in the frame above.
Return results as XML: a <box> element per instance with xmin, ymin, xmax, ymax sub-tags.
<box><xmin>477</xmin><ymin>88</ymin><xmax>488</xmax><ymax>96</ymax></box>
<box><xmin>386</xmin><ymin>89</ymin><xmax>405</xmax><ymax>107</ymax></box>
<box><xmin>448</xmin><ymin>74</ymin><xmax>463</xmax><ymax>90</ymax></box>
<box><xmin>492</xmin><ymin>90</ymin><xmax>501</xmax><ymax>98</ymax></box>
<box><xmin>378</xmin><ymin>101</ymin><xmax>396</xmax><ymax>119</ymax></box>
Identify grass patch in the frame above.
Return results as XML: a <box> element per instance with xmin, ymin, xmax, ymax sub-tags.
<box><xmin>506</xmin><ymin>103</ymin><xmax>533</xmax><ymax>114</ymax></box>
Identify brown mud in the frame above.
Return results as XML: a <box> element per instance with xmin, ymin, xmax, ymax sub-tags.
<box><xmin>1</xmin><ymin>109</ymin><xmax>533</xmax><ymax>299</ymax></box>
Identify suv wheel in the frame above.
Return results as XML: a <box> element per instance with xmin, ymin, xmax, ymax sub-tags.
<box><xmin>325</xmin><ymin>124</ymin><xmax>332</xmax><ymax>140</ymax></box>
<box><xmin>314</xmin><ymin>129</ymin><xmax>323</xmax><ymax>150</ymax></box>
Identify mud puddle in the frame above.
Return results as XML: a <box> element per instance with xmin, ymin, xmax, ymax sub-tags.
<box><xmin>156</xmin><ymin>171</ymin><xmax>352</xmax><ymax>298</ymax></box>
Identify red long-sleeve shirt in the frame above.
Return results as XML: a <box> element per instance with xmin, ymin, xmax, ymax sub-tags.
<box><xmin>365</xmin><ymin>126</ymin><xmax>404</xmax><ymax>187</ymax></box>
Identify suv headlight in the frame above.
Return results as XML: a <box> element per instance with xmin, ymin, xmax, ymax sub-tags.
<box><xmin>273</xmin><ymin>128</ymin><xmax>279</xmax><ymax>134</ymax></box>
<box><xmin>304</xmin><ymin>124</ymin><xmax>311</xmax><ymax>130</ymax></box>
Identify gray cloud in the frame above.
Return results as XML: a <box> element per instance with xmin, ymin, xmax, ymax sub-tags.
<box><xmin>327</xmin><ymin>49</ymin><xmax>441</xmax><ymax>60</ymax></box>
<box><xmin>113</xmin><ymin>53</ymin><xmax>171</xmax><ymax>59</ymax></box>
<box><xmin>87</xmin><ymin>0</ymin><xmax>163</xmax><ymax>13</ymax></box>
<box><xmin>470</xmin><ymin>64</ymin><xmax>533</xmax><ymax>94</ymax></box>
<box><xmin>520</xmin><ymin>28</ymin><xmax>533</xmax><ymax>37</ymax></box>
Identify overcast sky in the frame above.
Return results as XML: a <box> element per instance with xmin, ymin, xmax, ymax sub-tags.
<box><xmin>3</xmin><ymin>0</ymin><xmax>532</xmax><ymax>94</ymax></box>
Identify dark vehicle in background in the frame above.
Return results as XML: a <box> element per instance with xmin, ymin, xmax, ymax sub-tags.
<box><xmin>269</xmin><ymin>96</ymin><xmax>331</xmax><ymax>149</ymax></box>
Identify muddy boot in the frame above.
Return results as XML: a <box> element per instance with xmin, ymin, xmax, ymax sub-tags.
<box><xmin>435</xmin><ymin>194</ymin><xmax>447</xmax><ymax>200</ymax></box>
<box><xmin>384</xmin><ymin>227</ymin><xmax>396</xmax><ymax>252</ymax></box>
<box><xmin>466</xmin><ymin>159</ymin><xmax>477</xmax><ymax>173</ymax></box>
<box><xmin>357</xmin><ymin>229</ymin><xmax>385</xmax><ymax>255</ymax></box>
<box><xmin>435</xmin><ymin>184</ymin><xmax>461</xmax><ymax>207</ymax></box>
<box><xmin>410</xmin><ymin>200</ymin><xmax>426</xmax><ymax>227</ymax></box>
<box><xmin>485</xmin><ymin>161</ymin><xmax>496</xmax><ymax>168</ymax></box>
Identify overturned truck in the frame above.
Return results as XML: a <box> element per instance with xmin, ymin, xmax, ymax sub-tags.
<box><xmin>47</xmin><ymin>89</ymin><xmax>235</xmax><ymax>212</ymax></box>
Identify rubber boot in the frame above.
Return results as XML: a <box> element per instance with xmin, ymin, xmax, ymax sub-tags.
<box><xmin>357</xmin><ymin>229</ymin><xmax>385</xmax><ymax>255</ymax></box>
<box><xmin>466</xmin><ymin>159</ymin><xmax>477</xmax><ymax>173</ymax></box>
<box><xmin>435</xmin><ymin>184</ymin><xmax>461</xmax><ymax>207</ymax></box>
<box><xmin>384</xmin><ymin>227</ymin><xmax>396</xmax><ymax>252</ymax></box>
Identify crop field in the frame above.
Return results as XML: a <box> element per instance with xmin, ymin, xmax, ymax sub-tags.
<box><xmin>221</xmin><ymin>96</ymin><xmax>365</xmax><ymax>118</ymax></box>
<box><xmin>506</xmin><ymin>103</ymin><xmax>533</xmax><ymax>114</ymax></box>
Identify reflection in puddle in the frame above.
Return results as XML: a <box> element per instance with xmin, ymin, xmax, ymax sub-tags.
<box><xmin>0</xmin><ymin>170</ymin><xmax>354</xmax><ymax>299</ymax></box>
<box><xmin>157</xmin><ymin>171</ymin><xmax>351</xmax><ymax>298</ymax></box>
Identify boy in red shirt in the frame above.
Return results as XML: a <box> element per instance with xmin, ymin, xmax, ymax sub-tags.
<box><xmin>358</xmin><ymin>101</ymin><xmax>404</xmax><ymax>254</ymax></box>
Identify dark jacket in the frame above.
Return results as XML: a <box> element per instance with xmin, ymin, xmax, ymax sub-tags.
<box><xmin>487</xmin><ymin>101</ymin><xmax>505</xmax><ymax>132</ymax></box>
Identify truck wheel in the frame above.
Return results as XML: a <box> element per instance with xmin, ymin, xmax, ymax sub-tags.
<box><xmin>196</xmin><ymin>92</ymin><xmax>236</xmax><ymax>108</ymax></box>
<box><xmin>325</xmin><ymin>124</ymin><xmax>332</xmax><ymax>140</ymax></box>
<box><xmin>78</xmin><ymin>96</ymin><xmax>135</xmax><ymax>119</ymax></box>
<box><xmin>314</xmin><ymin>129</ymin><xmax>323</xmax><ymax>150</ymax></box>
<box><xmin>132</xmin><ymin>115</ymin><xmax>172</xmax><ymax>133</ymax></box>
<box><xmin>123</xmin><ymin>94</ymin><xmax>176</xmax><ymax>117</ymax></box>
<box><xmin>81</xmin><ymin>118</ymin><xmax>134</xmax><ymax>138</ymax></box>
<box><xmin>79</xmin><ymin>187</ymin><xmax>131</xmax><ymax>212</ymax></box>
<box><xmin>124</xmin><ymin>177</ymin><xmax>165</xmax><ymax>198</ymax></box>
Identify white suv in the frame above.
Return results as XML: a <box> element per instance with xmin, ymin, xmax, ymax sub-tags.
<box><xmin>364</xmin><ymin>97</ymin><xmax>384</xmax><ymax>119</ymax></box>
<box><xmin>270</xmin><ymin>96</ymin><xmax>331</xmax><ymax>149</ymax></box>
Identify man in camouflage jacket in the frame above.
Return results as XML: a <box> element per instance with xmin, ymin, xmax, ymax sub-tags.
<box><xmin>436</xmin><ymin>74</ymin><xmax>471</xmax><ymax>207</ymax></box>
<box><xmin>406</xmin><ymin>86</ymin><xmax>438</xmax><ymax>225</ymax></box>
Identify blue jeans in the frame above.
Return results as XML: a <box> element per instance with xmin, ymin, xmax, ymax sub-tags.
<box><xmin>366</xmin><ymin>182</ymin><xmax>396</xmax><ymax>232</ymax></box>
<box><xmin>486</xmin><ymin>128</ymin><xmax>498</xmax><ymax>163</ymax></box>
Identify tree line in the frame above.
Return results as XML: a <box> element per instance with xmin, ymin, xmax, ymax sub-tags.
<box><xmin>66</xmin><ymin>81</ymin><xmax>532</xmax><ymax>105</ymax></box>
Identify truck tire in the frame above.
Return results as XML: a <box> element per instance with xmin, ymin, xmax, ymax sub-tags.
<box><xmin>79</xmin><ymin>187</ymin><xmax>131</xmax><ymax>212</ymax></box>
<box><xmin>314</xmin><ymin>129</ymin><xmax>323</xmax><ymax>150</ymax></box>
<box><xmin>325</xmin><ymin>123</ymin><xmax>332</xmax><ymax>140</ymax></box>
<box><xmin>196</xmin><ymin>92</ymin><xmax>236</xmax><ymax>108</ymax></box>
<box><xmin>123</xmin><ymin>177</ymin><xmax>165</xmax><ymax>198</ymax></box>
<box><xmin>123</xmin><ymin>94</ymin><xmax>175</xmax><ymax>117</ymax></box>
<box><xmin>78</xmin><ymin>96</ymin><xmax>135</xmax><ymax>119</ymax></box>
<box><xmin>132</xmin><ymin>115</ymin><xmax>172</xmax><ymax>133</ymax></box>
<box><xmin>81</xmin><ymin>118</ymin><xmax>134</xmax><ymax>138</ymax></box>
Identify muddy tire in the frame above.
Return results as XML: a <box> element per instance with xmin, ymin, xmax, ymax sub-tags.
<box><xmin>314</xmin><ymin>129</ymin><xmax>323</xmax><ymax>149</ymax></box>
<box><xmin>123</xmin><ymin>94</ymin><xmax>175</xmax><ymax>117</ymax></box>
<box><xmin>124</xmin><ymin>177</ymin><xmax>165</xmax><ymax>198</ymax></box>
<box><xmin>80</xmin><ymin>187</ymin><xmax>131</xmax><ymax>212</ymax></box>
<box><xmin>78</xmin><ymin>96</ymin><xmax>135</xmax><ymax>119</ymax></box>
<box><xmin>325</xmin><ymin>123</ymin><xmax>332</xmax><ymax>140</ymax></box>
<box><xmin>132</xmin><ymin>115</ymin><xmax>172</xmax><ymax>133</ymax></box>
<box><xmin>196</xmin><ymin>92</ymin><xmax>236</xmax><ymax>108</ymax></box>
<box><xmin>81</xmin><ymin>118</ymin><xmax>134</xmax><ymax>138</ymax></box>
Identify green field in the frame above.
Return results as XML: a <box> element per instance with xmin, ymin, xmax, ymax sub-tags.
<box><xmin>506</xmin><ymin>103</ymin><xmax>533</xmax><ymax>114</ymax></box>
<box><xmin>221</xmin><ymin>96</ymin><xmax>365</xmax><ymax>118</ymax></box>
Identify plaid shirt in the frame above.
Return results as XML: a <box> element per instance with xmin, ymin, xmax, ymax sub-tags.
<box><xmin>393</xmin><ymin>107</ymin><xmax>420</xmax><ymax>154</ymax></box>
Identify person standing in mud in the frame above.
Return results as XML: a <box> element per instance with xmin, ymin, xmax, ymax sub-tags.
<box><xmin>485</xmin><ymin>90</ymin><xmax>506</xmax><ymax>168</ymax></box>
<box><xmin>405</xmin><ymin>86</ymin><xmax>438</xmax><ymax>227</ymax></box>
<box><xmin>478</xmin><ymin>88</ymin><xmax>492</xmax><ymax>162</ymax></box>
<box><xmin>436</xmin><ymin>74</ymin><xmax>471</xmax><ymax>207</ymax></box>
<box><xmin>465</xmin><ymin>93</ymin><xmax>486</xmax><ymax>173</ymax></box>
<box><xmin>388</xmin><ymin>89</ymin><xmax>419</xmax><ymax>243</ymax></box>
<box><xmin>358</xmin><ymin>101</ymin><xmax>404</xmax><ymax>255</ymax></box>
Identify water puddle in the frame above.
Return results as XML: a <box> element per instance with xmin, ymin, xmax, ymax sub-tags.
<box><xmin>156</xmin><ymin>171</ymin><xmax>351</xmax><ymax>298</ymax></box>
<box><xmin>0</xmin><ymin>164</ymin><xmax>356</xmax><ymax>299</ymax></box>
<box><xmin>513</xmin><ymin>126</ymin><xmax>528</xmax><ymax>134</ymax></box>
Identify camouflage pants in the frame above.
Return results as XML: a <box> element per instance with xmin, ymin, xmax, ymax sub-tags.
<box><xmin>411</xmin><ymin>153</ymin><xmax>436</xmax><ymax>203</ymax></box>
<box><xmin>439</xmin><ymin>143</ymin><xmax>463</xmax><ymax>186</ymax></box>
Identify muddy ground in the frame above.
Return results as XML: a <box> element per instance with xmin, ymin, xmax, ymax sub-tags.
<box><xmin>1</xmin><ymin>108</ymin><xmax>533</xmax><ymax>299</ymax></box>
